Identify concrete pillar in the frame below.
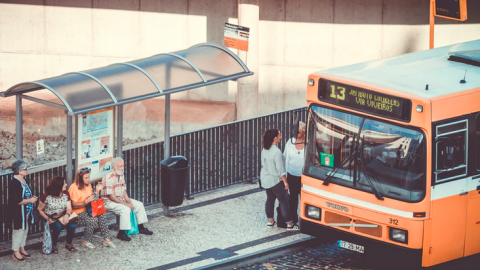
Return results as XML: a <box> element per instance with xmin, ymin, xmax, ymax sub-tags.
<box><xmin>237</xmin><ymin>0</ymin><xmax>259</xmax><ymax>120</ymax></box>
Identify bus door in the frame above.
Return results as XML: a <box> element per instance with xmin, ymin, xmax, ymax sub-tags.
<box><xmin>430</xmin><ymin>119</ymin><xmax>469</xmax><ymax>264</ymax></box>
<box><xmin>464</xmin><ymin>114</ymin><xmax>480</xmax><ymax>257</ymax></box>
<box><xmin>465</xmin><ymin>175</ymin><xmax>480</xmax><ymax>257</ymax></box>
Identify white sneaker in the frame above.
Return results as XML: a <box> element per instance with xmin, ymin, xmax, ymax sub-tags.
<box><xmin>287</xmin><ymin>224</ymin><xmax>299</xmax><ymax>231</ymax></box>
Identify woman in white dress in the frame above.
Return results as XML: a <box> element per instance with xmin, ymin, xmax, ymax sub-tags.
<box><xmin>283</xmin><ymin>122</ymin><xmax>306</xmax><ymax>225</ymax></box>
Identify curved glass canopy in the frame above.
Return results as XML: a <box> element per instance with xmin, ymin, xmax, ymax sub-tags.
<box><xmin>0</xmin><ymin>43</ymin><xmax>253</xmax><ymax>115</ymax></box>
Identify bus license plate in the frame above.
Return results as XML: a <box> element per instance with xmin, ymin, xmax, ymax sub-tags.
<box><xmin>338</xmin><ymin>240</ymin><xmax>364</xmax><ymax>253</ymax></box>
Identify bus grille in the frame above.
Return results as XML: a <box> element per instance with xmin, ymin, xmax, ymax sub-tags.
<box><xmin>325</xmin><ymin>211</ymin><xmax>351</xmax><ymax>224</ymax></box>
<box><xmin>354</xmin><ymin>219</ymin><xmax>382</xmax><ymax>238</ymax></box>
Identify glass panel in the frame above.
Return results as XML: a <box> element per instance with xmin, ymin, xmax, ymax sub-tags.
<box><xmin>0</xmin><ymin>100</ymin><xmax>68</xmax><ymax>172</ymax></box>
<box><xmin>130</xmin><ymin>55</ymin><xmax>204</xmax><ymax>92</ymax></box>
<box><xmin>40</xmin><ymin>74</ymin><xmax>114</xmax><ymax>113</ymax></box>
<box><xmin>175</xmin><ymin>46</ymin><xmax>244</xmax><ymax>81</ymax></box>
<box><xmin>359</xmin><ymin>119</ymin><xmax>426</xmax><ymax>202</ymax></box>
<box><xmin>85</xmin><ymin>65</ymin><xmax>160</xmax><ymax>102</ymax></box>
<box><xmin>305</xmin><ymin>105</ymin><xmax>426</xmax><ymax>203</ymax></box>
<box><xmin>6</xmin><ymin>83</ymin><xmax>43</xmax><ymax>96</ymax></box>
<box><xmin>438</xmin><ymin>121</ymin><xmax>467</xmax><ymax>134</ymax></box>
<box><xmin>304</xmin><ymin>106</ymin><xmax>363</xmax><ymax>184</ymax></box>
<box><xmin>436</xmin><ymin>129</ymin><xmax>467</xmax><ymax>181</ymax></box>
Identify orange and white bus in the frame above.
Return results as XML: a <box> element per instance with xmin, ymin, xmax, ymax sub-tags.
<box><xmin>300</xmin><ymin>39</ymin><xmax>480</xmax><ymax>268</ymax></box>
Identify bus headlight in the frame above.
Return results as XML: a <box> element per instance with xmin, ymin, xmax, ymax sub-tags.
<box><xmin>306</xmin><ymin>205</ymin><xmax>321</xmax><ymax>220</ymax></box>
<box><xmin>389</xmin><ymin>228</ymin><xmax>408</xmax><ymax>244</ymax></box>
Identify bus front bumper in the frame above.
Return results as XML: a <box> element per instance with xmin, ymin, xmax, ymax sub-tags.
<box><xmin>300</xmin><ymin>218</ymin><xmax>423</xmax><ymax>268</ymax></box>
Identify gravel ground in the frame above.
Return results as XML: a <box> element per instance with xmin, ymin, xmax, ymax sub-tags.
<box><xmin>0</xmin><ymin>183</ymin><xmax>309</xmax><ymax>270</ymax></box>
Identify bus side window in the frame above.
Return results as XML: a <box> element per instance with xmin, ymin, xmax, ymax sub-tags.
<box><xmin>438</xmin><ymin>139</ymin><xmax>464</xmax><ymax>169</ymax></box>
<box><xmin>476</xmin><ymin>114</ymin><xmax>480</xmax><ymax>170</ymax></box>
<box><xmin>435</xmin><ymin>120</ymin><xmax>468</xmax><ymax>182</ymax></box>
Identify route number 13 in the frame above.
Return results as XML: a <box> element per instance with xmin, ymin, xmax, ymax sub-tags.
<box><xmin>330</xmin><ymin>85</ymin><xmax>346</xmax><ymax>100</ymax></box>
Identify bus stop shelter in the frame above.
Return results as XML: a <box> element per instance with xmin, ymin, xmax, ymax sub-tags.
<box><xmin>0</xmin><ymin>43</ymin><xmax>253</xmax><ymax>184</ymax></box>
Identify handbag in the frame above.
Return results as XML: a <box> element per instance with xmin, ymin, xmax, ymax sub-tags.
<box><xmin>86</xmin><ymin>198</ymin><xmax>106</xmax><ymax>218</ymax></box>
<box><xmin>32</xmin><ymin>209</ymin><xmax>42</xmax><ymax>224</ymax></box>
<box><xmin>126</xmin><ymin>210</ymin><xmax>139</xmax><ymax>236</ymax></box>
<box><xmin>42</xmin><ymin>222</ymin><xmax>52</xmax><ymax>254</ymax></box>
<box><xmin>58</xmin><ymin>212</ymin><xmax>79</xmax><ymax>223</ymax></box>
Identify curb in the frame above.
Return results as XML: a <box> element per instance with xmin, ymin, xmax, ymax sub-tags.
<box><xmin>192</xmin><ymin>236</ymin><xmax>317</xmax><ymax>270</ymax></box>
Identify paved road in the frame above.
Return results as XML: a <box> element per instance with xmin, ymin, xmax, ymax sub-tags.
<box><xmin>239</xmin><ymin>240</ymin><xmax>480</xmax><ymax>270</ymax></box>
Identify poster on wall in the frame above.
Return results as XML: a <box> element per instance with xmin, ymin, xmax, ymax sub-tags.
<box><xmin>36</xmin><ymin>139</ymin><xmax>44</xmax><ymax>155</ymax></box>
<box><xmin>77</xmin><ymin>108</ymin><xmax>114</xmax><ymax>181</ymax></box>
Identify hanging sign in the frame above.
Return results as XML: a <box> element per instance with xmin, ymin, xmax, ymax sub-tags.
<box><xmin>223</xmin><ymin>23</ymin><xmax>250</xmax><ymax>51</ymax></box>
<box><xmin>434</xmin><ymin>0</ymin><xmax>467</xmax><ymax>21</ymax></box>
<box><xmin>77</xmin><ymin>108</ymin><xmax>114</xmax><ymax>180</ymax></box>
<box><xmin>36</xmin><ymin>139</ymin><xmax>44</xmax><ymax>155</ymax></box>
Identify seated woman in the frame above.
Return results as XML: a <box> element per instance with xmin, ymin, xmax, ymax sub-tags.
<box><xmin>69</xmin><ymin>168</ymin><xmax>115</xmax><ymax>249</ymax></box>
<box><xmin>37</xmin><ymin>176</ymin><xmax>76</xmax><ymax>254</ymax></box>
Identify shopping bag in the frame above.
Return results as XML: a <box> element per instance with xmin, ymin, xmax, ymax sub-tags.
<box><xmin>42</xmin><ymin>222</ymin><xmax>52</xmax><ymax>254</ymax></box>
<box><xmin>87</xmin><ymin>198</ymin><xmax>107</xmax><ymax>217</ymax></box>
<box><xmin>126</xmin><ymin>211</ymin><xmax>139</xmax><ymax>236</ymax></box>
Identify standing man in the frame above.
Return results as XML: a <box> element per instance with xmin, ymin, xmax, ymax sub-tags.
<box><xmin>102</xmin><ymin>157</ymin><xmax>153</xmax><ymax>241</ymax></box>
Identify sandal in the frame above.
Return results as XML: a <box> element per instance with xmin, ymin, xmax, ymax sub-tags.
<box><xmin>267</xmin><ymin>220</ymin><xmax>276</xmax><ymax>227</ymax></box>
<box><xmin>52</xmin><ymin>246</ymin><xmax>58</xmax><ymax>254</ymax></box>
<box><xmin>12</xmin><ymin>253</ymin><xmax>25</xmax><ymax>262</ymax></box>
<box><xmin>65</xmin><ymin>243</ymin><xmax>75</xmax><ymax>252</ymax></box>
<box><xmin>103</xmin><ymin>240</ymin><xmax>116</xmax><ymax>248</ymax></box>
<box><xmin>20</xmin><ymin>251</ymin><xmax>31</xmax><ymax>258</ymax></box>
<box><xmin>83</xmin><ymin>241</ymin><xmax>95</xmax><ymax>249</ymax></box>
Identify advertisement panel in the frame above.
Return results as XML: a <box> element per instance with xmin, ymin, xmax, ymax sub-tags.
<box><xmin>77</xmin><ymin>108</ymin><xmax>114</xmax><ymax>181</ymax></box>
<box><xmin>223</xmin><ymin>23</ymin><xmax>250</xmax><ymax>51</ymax></box>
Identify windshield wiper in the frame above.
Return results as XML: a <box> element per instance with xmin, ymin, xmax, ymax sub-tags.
<box><xmin>321</xmin><ymin>124</ymin><xmax>384</xmax><ymax>201</ymax></box>
<box><xmin>356</xmin><ymin>135</ymin><xmax>384</xmax><ymax>201</ymax></box>
<box><xmin>323</xmin><ymin>134</ymin><xmax>358</xmax><ymax>186</ymax></box>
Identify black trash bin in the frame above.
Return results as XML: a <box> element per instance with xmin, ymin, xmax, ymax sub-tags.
<box><xmin>161</xmin><ymin>156</ymin><xmax>189</xmax><ymax>207</ymax></box>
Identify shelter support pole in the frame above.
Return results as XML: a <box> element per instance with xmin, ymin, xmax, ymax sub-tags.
<box><xmin>164</xmin><ymin>94</ymin><xmax>170</xmax><ymax>158</ymax></box>
<box><xmin>15</xmin><ymin>95</ymin><xmax>23</xmax><ymax>161</ymax></box>
<box><xmin>237</xmin><ymin>0</ymin><xmax>259</xmax><ymax>120</ymax></box>
<box><xmin>429</xmin><ymin>0</ymin><xmax>435</xmax><ymax>49</ymax></box>
<box><xmin>117</xmin><ymin>105</ymin><xmax>123</xmax><ymax>158</ymax></box>
<box><xmin>75</xmin><ymin>116</ymin><xmax>78</xmax><ymax>176</ymax></box>
<box><xmin>66</xmin><ymin>113</ymin><xmax>73</xmax><ymax>185</ymax></box>
<box><xmin>163</xmin><ymin>94</ymin><xmax>171</xmax><ymax>213</ymax></box>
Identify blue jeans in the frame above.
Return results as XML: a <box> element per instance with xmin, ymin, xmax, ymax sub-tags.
<box><xmin>265</xmin><ymin>181</ymin><xmax>293</xmax><ymax>224</ymax></box>
<box><xmin>51</xmin><ymin>221</ymin><xmax>76</xmax><ymax>246</ymax></box>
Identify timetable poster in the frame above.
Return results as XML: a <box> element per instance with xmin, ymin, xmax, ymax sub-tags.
<box><xmin>77</xmin><ymin>108</ymin><xmax>114</xmax><ymax>181</ymax></box>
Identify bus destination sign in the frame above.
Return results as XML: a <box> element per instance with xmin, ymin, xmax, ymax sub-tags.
<box><xmin>318</xmin><ymin>79</ymin><xmax>411</xmax><ymax>122</ymax></box>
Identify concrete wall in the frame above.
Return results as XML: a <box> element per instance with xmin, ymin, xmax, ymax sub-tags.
<box><xmin>1</xmin><ymin>0</ymin><xmax>480</xmax><ymax>117</ymax></box>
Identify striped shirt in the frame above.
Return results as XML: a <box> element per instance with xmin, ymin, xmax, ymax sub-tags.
<box><xmin>101</xmin><ymin>172</ymin><xmax>126</xmax><ymax>203</ymax></box>
<box><xmin>260</xmin><ymin>145</ymin><xmax>286</xmax><ymax>189</ymax></box>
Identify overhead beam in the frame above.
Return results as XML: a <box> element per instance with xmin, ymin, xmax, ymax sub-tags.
<box><xmin>21</xmin><ymin>94</ymin><xmax>68</xmax><ymax>110</ymax></box>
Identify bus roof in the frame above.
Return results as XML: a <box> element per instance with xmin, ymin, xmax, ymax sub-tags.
<box><xmin>315</xmin><ymin>39</ymin><xmax>480</xmax><ymax>100</ymax></box>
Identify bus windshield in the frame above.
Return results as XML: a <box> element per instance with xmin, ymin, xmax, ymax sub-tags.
<box><xmin>304</xmin><ymin>105</ymin><xmax>426</xmax><ymax>203</ymax></box>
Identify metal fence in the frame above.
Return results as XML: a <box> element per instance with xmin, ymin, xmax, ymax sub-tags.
<box><xmin>0</xmin><ymin>107</ymin><xmax>307</xmax><ymax>242</ymax></box>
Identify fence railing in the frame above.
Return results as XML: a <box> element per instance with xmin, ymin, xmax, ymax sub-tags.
<box><xmin>0</xmin><ymin>107</ymin><xmax>307</xmax><ymax>242</ymax></box>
